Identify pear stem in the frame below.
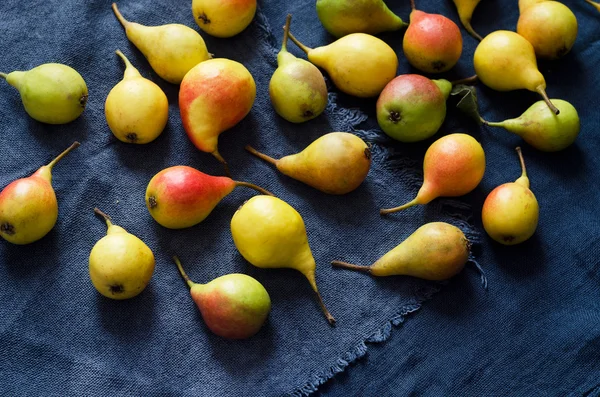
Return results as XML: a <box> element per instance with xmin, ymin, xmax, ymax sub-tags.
<box><xmin>380</xmin><ymin>197</ymin><xmax>419</xmax><ymax>215</ymax></box>
<box><xmin>211</xmin><ymin>150</ymin><xmax>231</xmax><ymax>178</ymax></box>
<box><xmin>450</xmin><ymin>75</ymin><xmax>478</xmax><ymax>86</ymax></box>
<box><xmin>112</xmin><ymin>3</ymin><xmax>129</xmax><ymax>29</ymax></box>
<box><xmin>94</xmin><ymin>207</ymin><xmax>114</xmax><ymax>228</ymax></box>
<box><xmin>281</xmin><ymin>14</ymin><xmax>292</xmax><ymax>52</ymax></box>
<box><xmin>535</xmin><ymin>86</ymin><xmax>559</xmax><ymax>115</ymax></box>
<box><xmin>0</xmin><ymin>72</ymin><xmax>6</xmax><ymax>79</ymax></box>
<box><xmin>173</xmin><ymin>256</ymin><xmax>196</xmax><ymax>289</ymax></box>
<box><xmin>234</xmin><ymin>181</ymin><xmax>274</xmax><ymax>196</ymax></box>
<box><xmin>585</xmin><ymin>0</ymin><xmax>600</xmax><ymax>11</ymax></box>
<box><xmin>315</xmin><ymin>290</ymin><xmax>336</xmax><ymax>325</ymax></box>
<box><xmin>331</xmin><ymin>260</ymin><xmax>371</xmax><ymax>272</ymax></box>
<box><xmin>410</xmin><ymin>0</ymin><xmax>416</xmax><ymax>10</ymax></box>
<box><xmin>287</xmin><ymin>31</ymin><xmax>312</xmax><ymax>54</ymax></box>
<box><xmin>115</xmin><ymin>49</ymin><xmax>132</xmax><ymax>69</ymax></box>
<box><xmin>464</xmin><ymin>22</ymin><xmax>483</xmax><ymax>41</ymax></box>
<box><xmin>515</xmin><ymin>147</ymin><xmax>527</xmax><ymax>179</ymax></box>
<box><xmin>245</xmin><ymin>145</ymin><xmax>278</xmax><ymax>166</ymax></box>
<box><xmin>47</xmin><ymin>141</ymin><xmax>80</xmax><ymax>170</ymax></box>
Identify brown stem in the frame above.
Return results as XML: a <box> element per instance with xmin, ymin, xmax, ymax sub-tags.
<box><xmin>281</xmin><ymin>14</ymin><xmax>292</xmax><ymax>52</ymax></box>
<box><xmin>451</xmin><ymin>75</ymin><xmax>478</xmax><ymax>86</ymax></box>
<box><xmin>410</xmin><ymin>0</ymin><xmax>416</xmax><ymax>10</ymax></box>
<box><xmin>245</xmin><ymin>145</ymin><xmax>278</xmax><ymax>166</ymax></box>
<box><xmin>112</xmin><ymin>3</ymin><xmax>129</xmax><ymax>29</ymax></box>
<box><xmin>173</xmin><ymin>256</ymin><xmax>195</xmax><ymax>289</ymax></box>
<box><xmin>315</xmin><ymin>290</ymin><xmax>336</xmax><ymax>325</ymax></box>
<box><xmin>47</xmin><ymin>141</ymin><xmax>80</xmax><ymax>169</ymax></box>
<box><xmin>211</xmin><ymin>150</ymin><xmax>231</xmax><ymax>177</ymax></box>
<box><xmin>234</xmin><ymin>181</ymin><xmax>274</xmax><ymax>196</ymax></box>
<box><xmin>287</xmin><ymin>31</ymin><xmax>311</xmax><ymax>54</ymax></box>
<box><xmin>380</xmin><ymin>197</ymin><xmax>419</xmax><ymax>215</ymax></box>
<box><xmin>331</xmin><ymin>260</ymin><xmax>371</xmax><ymax>272</ymax></box>
<box><xmin>515</xmin><ymin>147</ymin><xmax>527</xmax><ymax>179</ymax></box>
<box><xmin>535</xmin><ymin>86</ymin><xmax>559</xmax><ymax>115</ymax></box>
<box><xmin>94</xmin><ymin>207</ymin><xmax>113</xmax><ymax>228</ymax></box>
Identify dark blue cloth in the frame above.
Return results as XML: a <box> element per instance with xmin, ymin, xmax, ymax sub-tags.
<box><xmin>0</xmin><ymin>0</ymin><xmax>598</xmax><ymax>396</ymax></box>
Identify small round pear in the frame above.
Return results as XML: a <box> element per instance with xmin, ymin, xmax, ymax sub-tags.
<box><xmin>192</xmin><ymin>0</ymin><xmax>257</xmax><ymax>38</ymax></box>
<box><xmin>517</xmin><ymin>1</ymin><xmax>578</xmax><ymax>60</ymax></box>
<box><xmin>0</xmin><ymin>142</ymin><xmax>80</xmax><ymax>245</ymax></box>
<box><xmin>380</xmin><ymin>133</ymin><xmax>485</xmax><ymax>214</ymax></box>
<box><xmin>269</xmin><ymin>15</ymin><xmax>328</xmax><ymax>123</ymax></box>
<box><xmin>1</xmin><ymin>64</ymin><xmax>87</xmax><ymax>124</ymax></box>
<box><xmin>173</xmin><ymin>256</ymin><xmax>271</xmax><ymax>339</ymax></box>
<box><xmin>482</xmin><ymin>148</ymin><xmax>539</xmax><ymax>245</ymax></box>
<box><xmin>105</xmin><ymin>50</ymin><xmax>169</xmax><ymax>144</ymax></box>
<box><xmin>89</xmin><ymin>208</ymin><xmax>155</xmax><ymax>299</ymax></box>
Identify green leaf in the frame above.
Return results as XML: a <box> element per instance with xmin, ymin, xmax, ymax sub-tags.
<box><xmin>450</xmin><ymin>84</ymin><xmax>483</xmax><ymax>126</ymax></box>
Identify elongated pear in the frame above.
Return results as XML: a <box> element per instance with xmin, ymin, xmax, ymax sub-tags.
<box><xmin>231</xmin><ymin>196</ymin><xmax>335</xmax><ymax>325</ymax></box>
<box><xmin>474</xmin><ymin>30</ymin><xmax>559</xmax><ymax>114</ymax></box>
<box><xmin>270</xmin><ymin>15</ymin><xmax>327</xmax><ymax>123</ymax></box>
<box><xmin>585</xmin><ymin>0</ymin><xmax>600</xmax><ymax>12</ymax></box>
<box><xmin>482</xmin><ymin>148</ymin><xmax>539</xmax><ymax>245</ymax></box>
<box><xmin>332</xmin><ymin>222</ymin><xmax>470</xmax><ymax>280</ymax></box>
<box><xmin>482</xmin><ymin>99</ymin><xmax>579</xmax><ymax>152</ymax></box>
<box><xmin>173</xmin><ymin>256</ymin><xmax>271</xmax><ymax>339</ymax></box>
<box><xmin>245</xmin><ymin>132</ymin><xmax>371</xmax><ymax>195</ymax></box>
<box><xmin>145</xmin><ymin>166</ymin><xmax>272</xmax><ymax>229</ymax></box>
<box><xmin>288</xmin><ymin>31</ymin><xmax>398</xmax><ymax>98</ymax></box>
<box><xmin>1</xmin><ymin>64</ymin><xmax>87</xmax><ymax>124</ymax></box>
<box><xmin>316</xmin><ymin>0</ymin><xmax>407</xmax><ymax>37</ymax></box>
<box><xmin>453</xmin><ymin>0</ymin><xmax>483</xmax><ymax>40</ymax></box>
<box><xmin>0</xmin><ymin>142</ymin><xmax>80</xmax><ymax>244</ymax></box>
<box><xmin>112</xmin><ymin>3</ymin><xmax>211</xmax><ymax>84</ymax></box>
<box><xmin>105</xmin><ymin>50</ymin><xmax>168</xmax><ymax>144</ymax></box>
<box><xmin>89</xmin><ymin>208</ymin><xmax>155</xmax><ymax>299</ymax></box>
<box><xmin>380</xmin><ymin>133</ymin><xmax>485</xmax><ymax>214</ymax></box>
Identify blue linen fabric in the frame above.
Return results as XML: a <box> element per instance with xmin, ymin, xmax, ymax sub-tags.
<box><xmin>0</xmin><ymin>1</ymin><xmax>597</xmax><ymax>396</ymax></box>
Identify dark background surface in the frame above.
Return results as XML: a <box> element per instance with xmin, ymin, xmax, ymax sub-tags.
<box><xmin>0</xmin><ymin>0</ymin><xmax>599</xmax><ymax>396</ymax></box>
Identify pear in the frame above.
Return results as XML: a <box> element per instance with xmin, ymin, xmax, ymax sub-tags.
<box><xmin>452</xmin><ymin>0</ymin><xmax>483</xmax><ymax>40</ymax></box>
<box><xmin>112</xmin><ymin>3</ymin><xmax>211</xmax><ymax>84</ymax></box>
<box><xmin>173</xmin><ymin>256</ymin><xmax>271</xmax><ymax>339</ymax></box>
<box><xmin>316</xmin><ymin>0</ymin><xmax>407</xmax><ymax>37</ymax></box>
<box><xmin>0</xmin><ymin>142</ymin><xmax>80</xmax><ymax>245</ymax></box>
<box><xmin>179</xmin><ymin>59</ymin><xmax>256</xmax><ymax>176</ymax></box>
<box><xmin>0</xmin><ymin>64</ymin><xmax>87</xmax><ymax>124</ymax></box>
<box><xmin>145</xmin><ymin>165</ymin><xmax>272</xmax><ymax>229</ymax></box>
<box><xmin>380</xmin><ymin>133</ymin><xmax>485</xmax><ymax>214</ymax></box>
<box><xmin>376</xmin><ymin>74</ymin><xmax>452</xmax><ymax>142</ymax></box>
<box><xmin>287</xmin><ymin>31</ymin><xmax>398</xmax><ymax>98</ymax></box>
<box><xmin>482</xmin><ymin>99</ymin><xmax>579</xmax><ymax>152</ymax></box>
<box><xmin>105</xmin><ymin>50</ymin><xmax>169</xmax><ymax>144</ymax></box>
<box><xmin>517</xmin><ymin>1</ymin><xmax>578</xmax><ymax>60</ymax></box>
<box><xmin>245</xmin><ymin>132</ymin><xmax>371</xmax><ymax>195</ymax></box>
<box><xmin>89</xmin><ymin>208</ymin><xmax>155</xmax><ymax>299</ymax></box>
<box><xmin>519</xmin><ymin>0</ymin><xmax>546</xmax><ymax>12</ymax></box>
<box><xmin>192</xmin><ymin>0</ymin><xmax>257</xmax><ymax>38</ymax></box>
<box><xmin>482</xmin><ymin>148</ymin><xmax>539</xmax><ymax>245</ymax></box>
<box><xmin>231</xmin><ymin>196</ymin><xmax>335</xmax><ymax>325</ymax></box>
<box><xmin>403</xmin><ymin>0</ymin><xmax>463</xmax><ymax>74</ymax></box>
<box><xmin>474</xmin><ymin>30</ymin><xmax>559</xmax><ymax>114</ymax></box>
<box><xmin>332</xmin><ymin>222</ymin><xmax>470</xmax><ymax>280</ymax></box>
<box><xmin>585</xmin><ymin>0</ymin><xmax>600</xmax><ymax>12</ymax></box>
<box><xmin>269</xmin><ymin>15</ymin><xmax>328</xmax><ymax>123</ymax></box>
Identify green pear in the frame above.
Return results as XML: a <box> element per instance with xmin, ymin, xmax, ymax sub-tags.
<box><xmin>173</xmin><ymin>256</ymin><xmax>271</xmax><ymax>339</ymax></box>
<box><xmin>316</xmin><ymin>0</ymin><xmax>407</xmax><ymax>37</ymax></box>
<box><xmin>481</xmin><ymin>147</ymin><xmax>539</xmax><ymax>245</ymax></box>
<box><xmin>0</xmin><ymin>142</ymin><xmax>80</xmax><ymax>244</ymax></box>
<box><xmin>376</xmin><ymin>74</ymin><xmax>452</xmax><ymax>142</ymax></box>
<box><xmin>482</xmin><ymin>99</ymin><xmax>579</xmax><ymax>152</ymax></box>
<box><xmin>245</xmin><ymin>132</ymin><xmax>371</xmax><ymax>194</ymax></box>
<box><xmin>269</xmin><ymin>15</ymin><xmax>327</xmax><ymax>123</ymax></box>
<box><xmin>332</xmin><ymin>222</ymin><xmax>470</xmax><ymax>280</ymax></box>
<box><xmin>1</xmin><ymin>64</ymin><xmax>88</xmax><ymax>124</ymax></box>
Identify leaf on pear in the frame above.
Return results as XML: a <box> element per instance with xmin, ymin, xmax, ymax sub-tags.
<box><xmin>450</xmin><ymin>85</ymin><xmax>483</xmax><ymax>126</ymax></box>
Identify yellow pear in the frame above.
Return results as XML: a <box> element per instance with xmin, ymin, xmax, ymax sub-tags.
<box><xmin>105</xmin><ymin>50</ymin><xmax>169</xmax><ymax>144</ymax></box>
<box><xmin>89</xmin><ymin>208</ymin><xmax>155</xmax><ymax>300</ymax></box>
<box><xmin>112</xmin><ymin>3</ymin><xmax>211</xmax><ymax>84</ymax></box>
<box><xmin>230</xmin><ymin>196</ymin><xmax>335</xmax><ymax>325</ymax></box>
<box><xmin>473</xmin><ymin>30</ymin><xmax>559</xmax><ymax>114</ymax></box>
<box><xmin>288</xmin><ymin>31</ymin><xmax>398</xmax><ymax>98</ymax></box>
<box><xmin>452</xmin><ymin>0</ymin><xmax>483</xmax><ymax>40</ymax></box>
<box><xmin>585</xmin><ymin>0</ymin><xmax>600</xmax><ymax>12</ymax></box>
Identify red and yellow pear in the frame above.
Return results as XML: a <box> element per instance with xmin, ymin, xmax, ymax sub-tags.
<box><xmin>192</xmin><ymin>0</ymin><xmax>257</xmax><ymax>38</ymax></box>
<box><xmin>145</xmin><ymin>165</ymin><xmax>271</xmax><ymax>229</ymax></box>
